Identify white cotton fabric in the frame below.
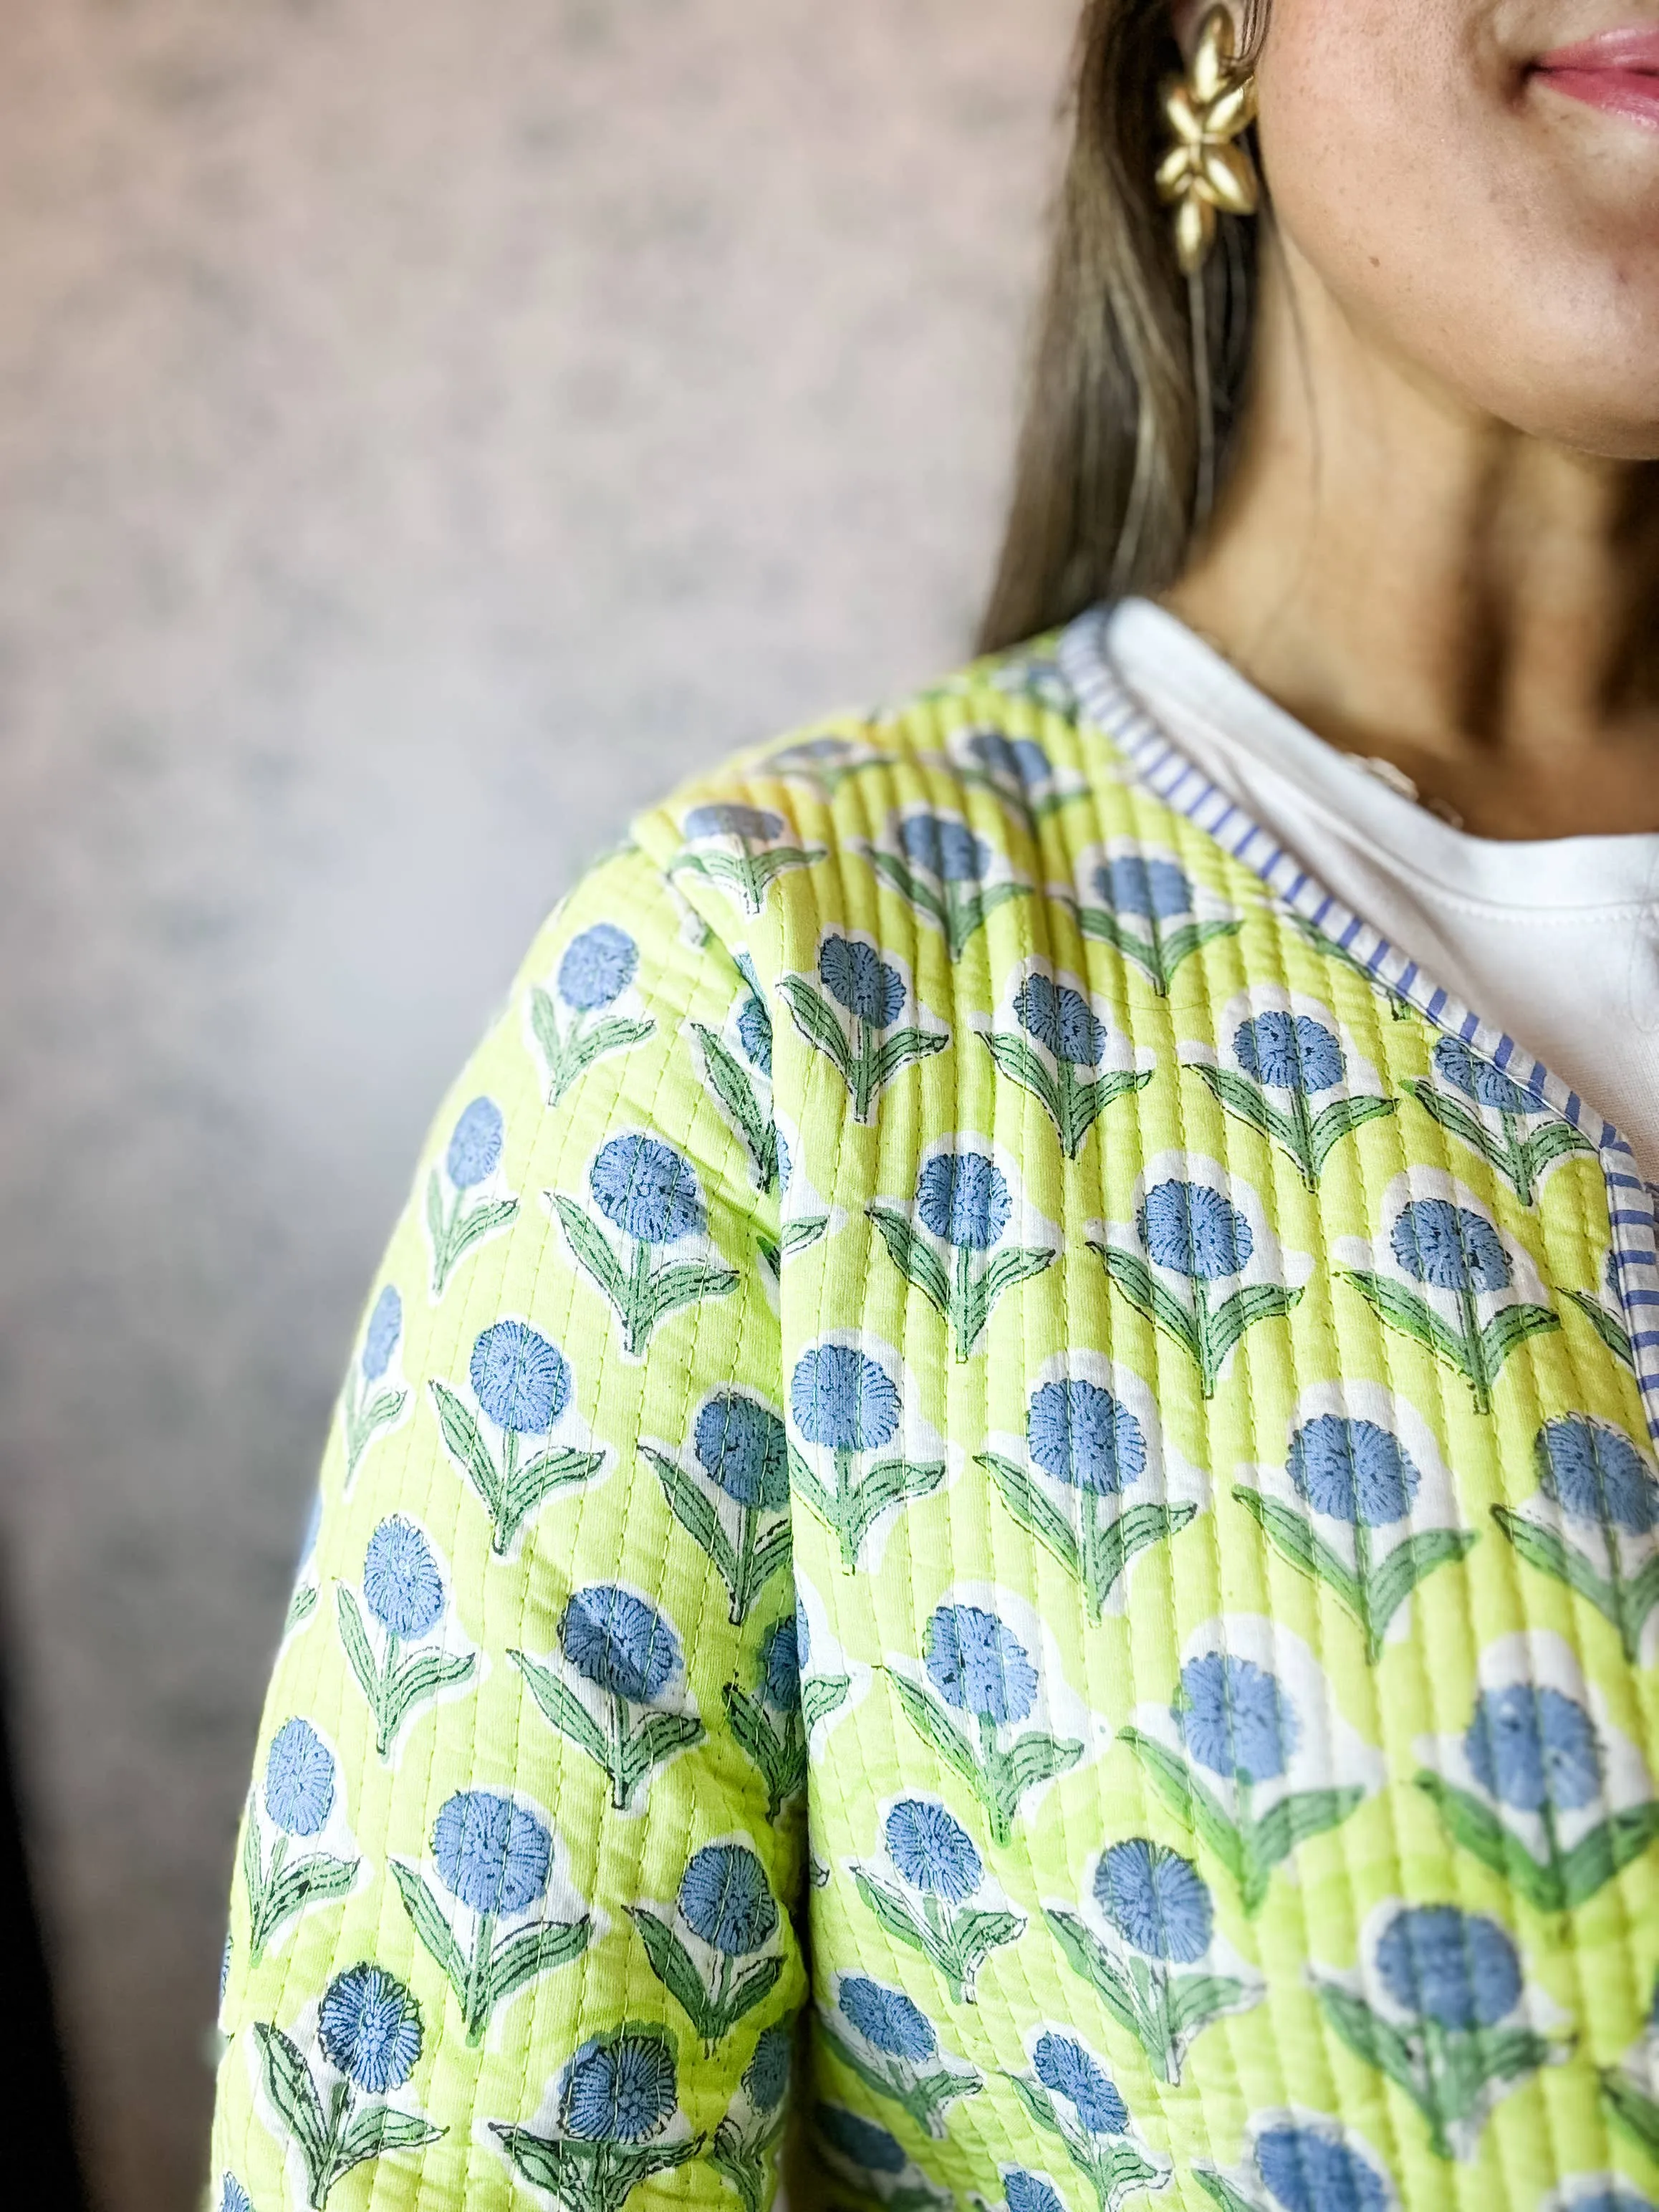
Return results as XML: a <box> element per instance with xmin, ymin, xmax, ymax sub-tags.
<box><xmin>1105</xmin><ymin>597</ymin><xmax>1659</xmax><ymax>1183</ymax></box>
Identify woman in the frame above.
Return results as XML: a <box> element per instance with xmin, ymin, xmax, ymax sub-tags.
<box><xmin>209</xmin><ymin>6</ymin><xmax>1659</xmax><ymax>2210</ymax></box>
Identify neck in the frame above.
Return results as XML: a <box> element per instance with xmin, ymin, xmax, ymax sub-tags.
<box><xmin>1166</xmin><ymin>229</ymin><xmax>1659</xmax><ymax>840</ymax></box>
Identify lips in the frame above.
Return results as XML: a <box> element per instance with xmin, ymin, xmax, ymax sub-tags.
<box><xmin>1534</xmin><ymin>22</ymin><xmax>1659</xmax><ymax>128</ymax></box>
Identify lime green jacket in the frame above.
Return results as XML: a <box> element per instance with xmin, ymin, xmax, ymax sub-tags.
<box><xmin>211</xmin><ymin>614</ymin><xmax>1659</xmax><ymax>2212</ymax></box>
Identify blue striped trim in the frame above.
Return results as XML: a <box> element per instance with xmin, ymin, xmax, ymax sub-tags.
<box><xmin>1058</xmin><ymin>607</ymin><xmax>1659</xmax><ymax>1445</ymax></box>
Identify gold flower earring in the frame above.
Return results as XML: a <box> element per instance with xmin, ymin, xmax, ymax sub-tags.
<box><xmin>1158</xmin><ymin>6</ymin><xmax>1261</xmax><ymax>275</ymax></box>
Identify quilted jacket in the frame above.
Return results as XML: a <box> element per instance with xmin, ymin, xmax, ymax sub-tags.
<box><xmin>209</xmin><ymin>610</ymin><xmax>1659</xmax><ymax>2212</ymax></box>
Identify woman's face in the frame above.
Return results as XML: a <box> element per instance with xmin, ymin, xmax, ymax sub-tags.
<box><xmin>1251</xmin><ymin>1</ymin><xmax>1659</xmax><ymax>456</ymax></box>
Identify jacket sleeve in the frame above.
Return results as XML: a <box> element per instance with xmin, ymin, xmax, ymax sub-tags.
<box><xmin>208</xmin><ymin>842</ymin><xmax>804</xmax><ymax>2212</ymax></box>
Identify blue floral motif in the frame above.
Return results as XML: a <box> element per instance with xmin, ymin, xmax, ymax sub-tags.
<box><xmin>885</xmin><ymin>1798</ymin><xmax>983</xmax><ymax>1903</ymax></box>
<box><xmin>817</xmin><ymin>2104</ymin><xmax>908</xmax><ymax>2175</ymax></box>
<box><xmin>317</xmin><ymin>1963</ymin><xmax>424</xmax><ymax>2094</ymax></box>
<box><xmin>1015</xmin><ymin>978</ymin><xmax>1107</xmax><ymax>1068</ymax></box>
<box><xmin>791</xmin><ymin>1345</ymin><xmax>900</xmax><ymax>1453</ymax></box>
<box><xmin>1567</xmin><ymin>2192</ymin><xmax>1657</xmax><ymax>2212</ymax></box>
<box><xmin>1026</xmin><ymin>1379</ymin><xmax>1148</xmax><ymax>1494</ymax></box>
<box><xmin>684</xmin><ymin>803</ymin><xmax>785</xmax><ymax>844</ymax></box>
<box><xmin>917</xmin><ymin>1153</ymin><xmax>1013</xmax><ymax>1250</ymax></box>
<box><xmin>693</xmin><ymin>1394</ymin><xmax>789</xmax><ymax>1509</ymax></box>
<box><xmin>1288</xmin><ymin>1415</ymin><xmax>1421</xmax><ymax>1526</ymax></box>
<box><xmin>1031</xmin><ymin>2034</ymin><xmax>1128</xmax><ymax>2135</ymax></box>
<box><xmin>362</xmin><ymin>1285</ymin><xmax>403</xmax><ymax>1381</ymax></box>
<box><xmin>924</xmin><ymin>1604</ymin><xmax>1038</xmax><ymax>1725</ymax></box>
<box><xmin>1095</xmin><ymin>1838</ymin><xmax>1213</xmax><ymax>1964</ymax></box>
<box><xmin>1538</xmin><ymin>1417</ymin><xmax>1659</xmax><ymax>1534</ymax></box>
<box><xmin>1374</xmin><ymin>1905</ymin><xmax>1521</xmax><ymax>2029</ymax></box>
<box><xmin>1390</xmin><ymin>1201</ymin><xmax>1511</xmax><ymax>1294</ymax></box>
<box><xmin>557</xmin><ymin>923</ymin><xmax>639</xmax><ymax>1013</ymax></box>
<box><xmin>469</xmin><ymin>1320</ymin><xmax>571</xmax><ymax>1436</ymax></box>
<box><xmin>1178</xmin><ymin>1653</ymin><xmax>1299</xmax><ymax>1785</ymax></box>
<box><xmin>744</xmin><ymin>2024</ymin><xmax>792</xmax><ymax>2111</ymax></box>
<box><xmin>559</xmin><ymin>1585</ymin><xmax>681</xmax><ymax>1703</ymax></box>
<box><xmin>678</xmin><ymin>1843</ymin><xmax>778</xmax><ymax>1956</ymax></box>
<box><xmin>1255</xmin><ymin>2127</ymin><xmax>1390</xmax><ymax>2212</ymax></box>
<box><xmin>431</xmin><ymin>1790</ymin><xmax>552</xmax><ymax>1917</ymax></box>
<box><xmin>794</xmin><ymin>1599</ymin><xmax>811</xmax><ymax>1672</ymax></box>
<box><xmin>1235</xmin><ymin>1014</ymin><xmax>1347</xmax><ymax>1096</ymax></box>
<box><xmin>736</xmin><ymin>994</ymin><xmax>774</xmax><ymax>1075</ymax></box>
<box><xmin>445</xmin><ymin>1097</ymin><xmax>505</xmax><ymax>1189</ymax></box>
<box><xmin>967</xmin><ymin>731</ymin><xmax>1054</xmax><ymax>789</ymax></box>
<box><xmin>1139</xmin><ymin>1180</ymin><xmax>1254</xmax><ymax>1281</ymax></box>
<box><xmin>900</xmin><ymin>813</ymin><xmax>991</xmax><ymax>884</ymax></box>
<box><xmin>818</xmin><ymin>936</ymin><xmax>907</xmax><ymax>1029</ymax></box>
<box><xmin>840</xmin><ymin>1975</ymin><xmax>938</xmax><ymax>2060</ymax></box>
<box><xmin>590</xmin><ymin>1133</ymin><xmax>706</xmax><ymax>1244</ymax></box>
<box><xmin>759</xmin><ymin>1616</ymin><xmax>801</xmax><ymax>1712</ymax></box>
<box><xmin>1004</xmin><ymin>2174</ymin><xmax>1067</xmax><ymax>2212</ymax></box>
<box><xmin>264</xmin><ymin>1718</ymin><xmax>335</xmax><ymax>1837</ymax></box>
<box><xmin>1465</xmin><ymin>1683</ymin><xmax>1602</xmax><ymax>1813</ymax></box>
<box><xmin>1094</xmin><ymin>856</ymin><xmax>1193</xmax><ymax>921</ymax></box>
<box><xmin>1433</xmin><ymin>1037</ymin><xmax>1534</xmax><ymax>1116</ymax></box>
<box><xmin>559</xmin><ymin>2029</ymin><xmax>678</xmax><ymax>2142</ymax></box>
<box><xmin>362</xmin><ymin>1516</ymin><xmax>445</xmax><ymax>1640</ymax></box>
<box><xmin>219</xmin><ymin>2178</ymin><xmax>251</xmax><ymax>2212</ymax></box>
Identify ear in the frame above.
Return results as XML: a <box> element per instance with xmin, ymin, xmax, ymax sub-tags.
<box><xmin>1168</xmin><ymin>1</ymin><xmax>1239</xmax><ymax>63</ymax></box>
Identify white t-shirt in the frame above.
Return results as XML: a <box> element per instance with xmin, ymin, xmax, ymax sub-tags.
<box><xmin>1100</xmin><ymin>597</ymin><xmax>1659</xmax><ymax>1182</ymax></box>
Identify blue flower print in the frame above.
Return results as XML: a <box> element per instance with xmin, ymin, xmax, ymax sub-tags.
<box><xmin>244</xmin><ymin>1721</ymin><xmax>357</xmax><ymax>1966</ymax></box>
<box><xmin>1289</xmin><ymin>1416</ymin><xmax>1420</xmax><ymax>1526</ymax></box>
<box><xmin>559</xmin><ymin>2026</ymin><xmax>679</xmax><ymax>2142</ymax></box>
<box><xmin>979</xmin><ymin>977</ymin><xmax>1152</xmax><ymax>1160</ymax></box>
<box><xmin>957</xmin><ymin>728</ymin><xmax>1079</xmax><ymax>827</ymax></box>
<box><xmin>1076</xmin><ymin>851</ymin><xmax>1242</xmax><ymax>996</ymax></box>
<box><xmin>1178</xmin><ymin>1653</ymin><xmax>1298</xmax><ymax>1784</ymax></box>
<box><xmin>1497</xmin><ymin>1417</ymin><xmax>1659</xmax><ymax>1663</ymax></box>
<box><xmin>1465</xmin><ymin>1684</ymin><xmax>1602</xmax><ymax>1814</ymax></box>
<box><xmin>1420</xmin><ymin>1678</ymin><xmax>1658</xmax><ymax>1911</ymax></box>
<box><xmin>966</xmin><ymin>731</ymin><xmax>1053</xmax><ymax>789</ymax></box>
<box><xmin>678</xmin><ymin>1843</ymin><xmax>779</xmax><ymax>1955</ymax></box>
<box><xmin>1314</xmin><ymin>1905</ymin><xmax>1549</xmax><ymax>2160</ymax></box>
<box><xmin>1246</xmin><ymin>1413</ymin><xmax>1471</xmax><ymax>1665</ymax></box>
<box><xmin>897</xmin><ymin>1603</ymin><xmax>1081</xmax><ymax>1845</ymax></box>
<box><xmin>788</xmin><ymin>1345</ymin><xmax>943</xmax><ymax>1570</ymax></box>
<box><xmin>1200</xmin><ymin>1014</ymin><xmax>1396</xmax><ymax>1188</ymax></box>
<box><xmin>471</xmin><ymin>1319</ymin><xmax>571</xmax><ymax>1436</ymax></box>
<box><xmin>1564</xmin><ymin>2194</ymin><xmax>1658</xmax><ymax>2212</ymax></box>
<box><xmin>872</xmin><ymin>1150</ymin><xmax>1057</xmax><ymax>1361</ymax></box>
<box><xmin>632</xmin><ymin>1845</ymin><xmax>782</xmax><ymax>2052</ymax></box>
<box><xmin>265</xmin><ymin>1718</ymin><xmax>335</xmax><ymax>1837</ymax></box>
<box><xmin>841</xmin><ymin>1976</ymin><xmax>938</xmax><ymax>2061</ymax></box>
<box><xmin>1140</xmin><ymin>1180</ymin><xmax>1254</xmax><ymax>1281</ymax></box>
<box><xmin>1004</xmin><ymin>2174</ymin><xmax>1068</xmax><ymax>2212</ymax></box>
<box><xmin>1375</xmin><ymin>1906</ymin><xmax>1521</xmax><ymax>2030</ymax></box>
<box><xmin>736</xmin><ymin>993</ymin><xmax>773</xmax><ymax>1077</ymax></box>
<box><xmin>852</xmin><ymin>1795</ymin><xmax>1022</xmax><ymax>2003</ymax></box>
<box><xmin>1254</xmin><ymin>2127</ymin><xmax>1390</xmax><ymax>2212</ymax></box>
<box><xmin>781</xmin><ymin>935</ymin><xmax>947</xmax><ymax>1122</ymax></box>
<box><xmin>984</xmin><ymin>1377</ymin><xmax>1191</xmax><ymax>1620</ymax></box>
<box><xmin>428</xmin><ymin>1100</ymin><xmax>519</xmax><ymax>1297</ymax></box>
<box><xmin>552</xmin><ymin>1137</ymin><xmax>738</xmax><ymax>1360</ymax></box>
<box><xmin>1124</xmin><ymin>1648</ymin><xmax>1365</xmax><ymax>1915</ymax></box>
<box><xmin>446</xmin><ymin>1097</ymin><xmax>505</xmax><ymax>1188</ymax></box>
<box><xmin>362</xmin><ymin>1286</ymin><xmax>403</xmax><ymax>1382</ymax></box>
<box><xmin>1345</xmin><ymin>1196</ymin><xmax>1557</xmax><ymax>1415</ymax></box>
<box><xmin>1033</xmin><ymin>2035</ymin><xmax>1128</xmax><ymax>2137</ymax></box>
<box><xmin>531</xmin><ymin>923</ymin><xmax>654</xmax><ymax>1110</ymax></box>
<box><xmin>711</xmin><ymin>2025</ymin><xmax>792</xmax><ymax>2212</ymax></box>
<box><xmin>824</xmin><ymin>1975</ymin><xmax>983</xmax><ymax>2140</ymax></box>
<box><xmin>393</xmin><ymin>1791</ymin><xmax>588</xmax><ymax>2044</ymax></box>
<box><xmin>870</xmin><ymin>812</ymin><xmax>1030</xmax><ymax>961</ymax></box>
<box><xmin>925</xmin><ymin>1605</ymin><xmax>1037</xmax><ymax>1725</ymax></box>
<box><xmin>1096</xmin><ymin>1839</ymin><xmax>1213</xmax><ymax>1965</ymax></box>
<box><xmin>253</xmin><ymin>1963</ymin><xmax>443</xmax><ymax>2208</ymax></box>
<box><xmin>721</xmin><ymin>1612</ymin><xmax>809</xmax><ymax>1825</ymax></box>
<box><xmin>646</xmin><ymin>1392</ymin><xmax>792</xmax><ymax>1625</ymax></box>
<box><xmin>744</xmin><ymin>2024</ymin><xmax>792</xmax><ymax>2112</ymax></box>
<box><xmin>1096</xmin><ymin>1176</ymin><xmax>1301</xmax><ymax>1401</ymax></box>
<box><xmin>514</xmin><ymin>1586</ymin><xmax>703</xmax><ymax>1813</ymax></box>
<box><xmin>672</xmin><ymin>798</ymin><xmax>825</xmax><ymax>915</ymax></box>
<box><xmin>319</xmin><ymin>1963</ymin><xmax>425</xmax><ymax>2092</ymax></box>
<box><xmin>766</xmin><ymin>729</ymin><xmax>895</xmax><ymax>795</ymax></box>
<box><xmin>1410</xmin><ymin>1037</ymin><xmax>1592</xmax><ymax>1206</ymax></box>
<box><xmin>1018</xmin><ymin>977</ymin><xmax>1107</xmax><ymax>1067</ymax></box>
<box><xmin>817</xmin><ymin>2103</ymin><xmax>908</xmax><ymax>2176</ymax></box>
<box><xmin>558</xmin><ymin>923</ymin><xmax>638</xmax><ymax>1014</ymax></box>
<box><xmin>1047</xmin><ymin>1840</ymin><xmax>1247</xmax><ymax>2085</ymax></box>
<box><xmin>432</xmin><ymin>1790</ymin><xmax>553</xmax><ymax>1917</ymax></box>
<box><xmin>362</xmin><ymin>1516</ymin><xmax>445</xmax><ymax>1641</ymax></box>
<box><xmin>761</xmin><ymin>1616</ymin><xmax>800</xmax><ymax>1711</ymax></box>
<box><xmin>1236</xmin><ymin>1014</ymin><xmax>1346</xmax><ymax>1096</ymax></box>
<box><xmin>345</xmin><ymin>1286</ymin><xmax>409</xmax><ymax>1484</ymax></box>
<box><xmin>689</xmin><ymin>977</ymin><xmax>782</xmax><ymax>1193</ymax></box>
<box><xmin>219</xmin><ymin>2178</ymin><xmax>251</xmax><ymax>2212</ymax></box>
<box><xmin>430</xmin><ymin>1319</ymin><xmax>602</xmax><ymax>1554</ymax></box>
<box><xmin>1015</xmin><ymin>2041</ymin><xmax>1168</xmax><ymax>2212</ymax></box>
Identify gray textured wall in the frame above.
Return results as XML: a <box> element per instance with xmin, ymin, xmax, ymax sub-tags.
<box><xmin>0</xmin><ymin>4</ymin><xmax>1075</xmax><ymax>2208</ymax></box>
